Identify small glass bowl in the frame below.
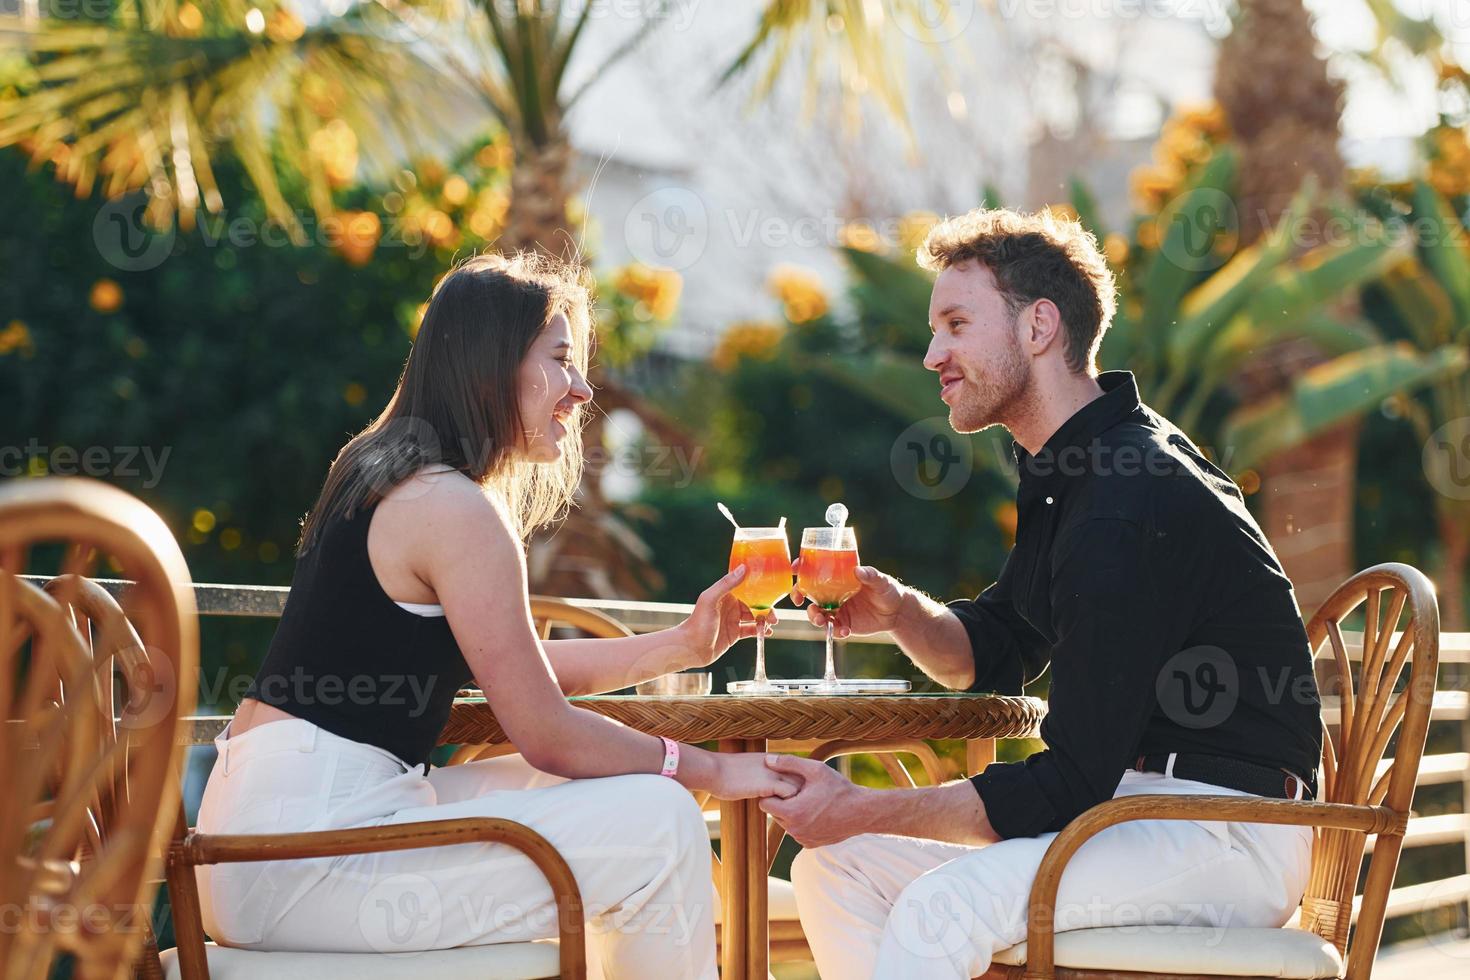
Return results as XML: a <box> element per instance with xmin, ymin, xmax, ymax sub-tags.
<box><xmin>635</xmin><ymin>672</ymin><xmax>714</xmax><ymax>697</ymax></box>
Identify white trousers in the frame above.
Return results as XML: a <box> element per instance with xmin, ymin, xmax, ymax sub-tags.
<box><xmin>195</xmin><ymin>718</ymin><xmax>717</xmax><ymax>980</ymax></box>
<box><xmin>791</xmin><ymin>770</ymin><xmax>1313</xmax><ymax>980</ymax></box>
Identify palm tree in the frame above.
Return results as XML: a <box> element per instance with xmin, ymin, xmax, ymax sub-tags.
<box><xmin>0</xmin><ymin>0</ymin><xmax>944</xmax><ymax>249</ymax></box>
<box><xmin>1</xmin><ymin>0</ymin><xmax>955</xmax><ymax>598</ymax></box>
<box><xmin>1212</xmin><ymin>0</ymin><xmax>1362</xmax><ymax>616</ymax></box>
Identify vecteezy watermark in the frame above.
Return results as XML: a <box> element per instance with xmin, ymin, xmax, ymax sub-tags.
<box><xmin>1155</xmin><ymin>645</ymin><xmax>1239</xmax><ymax>730</ymax></box>
<box><xmin>0</xmin><ymin>899</ymin><xmax>150</xmax><ymax>936</ymax></box>
<box><xmin>895</xmin><ymin>0</ymin><xmax>975</xmax><ymax>43</ymax></box>
<box><xmin>93</xmin><ymin>198</ymin><xmax>178</xmax><ymax>273</ymax></box>
<box><xmin>0</xmin><ymin>441</ymin><xmax>171</xmax><ymax>489</ymax></box>
<box><xmin>991</xmin><ymin>0</ymin><xmax>1230</xmax><ymax>32</ymax></box>
<box><xmin>585</xmin><ymin>444</ymin><xmax>704</xmax><ymax>488</ymax></box>
<box><xmin>889</xmin><ymin>871</ymin><xmax>979</xmax><ymax>960</ymax></box>
<box><xmin>1423</xmin><ymin>417</ymin><xmax>1470</xmax><ymax>502</ymax></box>
<box><xmin>359</xmin><ymin>873</ymin><xmax>444</xmax><ymax>952</ymax></box>
<box><xmin>202</xmin><ymin>667</ymin><xmax>441</xmax><ymax>719</ymax></box>
<box><xmin>92</xmin><ymin>195</ymin><xmax>434</xmax><ymax>273</ymax></box>
<box><xmin>1157</xmin><ymin>187</ymin><xmax>1239</xmax><ymax>274</ymax></box>
<box><xmin>891</xmin><ymin>418</ymin><xmax>974</xmax><ymax>500</ymax></box>
<box><xmin>623</xmin><ymin>186</ymin><xmax>710</xmax><ymax>271</ymax></box>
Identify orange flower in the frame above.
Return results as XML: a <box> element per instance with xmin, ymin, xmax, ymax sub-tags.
<box><xmin>614</xmin><ymin>263</ymin><xmax>682</xmax><ymax>321</ymax></box>
<box><xmin>309</xmin><ymin>119</ymin><xmax>358</xmax><ymax>188</ymax></box>
<box><xmin>266</xmin><ymin>9</ymin><xmax>305</xmax><ymax>42</ymax></box>
<box><xmin>712</xmin><ymin>321</ymin><xmax>784</xmax><ymax>371</ymax></box>
<box><xmin>768</xmin><ymin>265</ymin><xmax>829</xmax><ymax>323</ymax></box>
<box><xmin>0</xmin><ymin>320</ymin><xmax>34</xmax><ymax>357</ymax></box>
<box><xmin>897</xmin><ymin>211</ymin><xmax>939</xmax><ymax>252</ymax></box>
<box><xmin>89</xmin><ymin>279</ymin><xmax>124</xmax><ymax>314</ymax></box>
<box><xmin>839</xmin><ymin>221</ymin><xmax>884</xmax><ymax>253</ymax></box>
<box><xmin>334</xmin><ymin>211</ymin><xmax>381</xmax><ymax>266</ymax></box>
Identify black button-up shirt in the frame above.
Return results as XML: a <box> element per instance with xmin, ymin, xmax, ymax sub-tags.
<box><xmin>955</xmin><ymin>371</ymin><xmax>1321</xmax><ymax>839</ymax></box>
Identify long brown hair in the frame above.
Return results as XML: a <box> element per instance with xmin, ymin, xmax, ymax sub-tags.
<box><xmin>297</xmin><ymin>251</ymin><xmax>593</xmax><ymax>555</ymax></box>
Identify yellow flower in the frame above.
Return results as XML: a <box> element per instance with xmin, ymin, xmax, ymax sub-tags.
<box><xmin>0</xmin><ymin>320</ymin><xmax>34</xmax><ymax>357</ymax></box>
<box><xmin>839</xmin><ymin>221</ymin><xmax>883</xmax><ymax>253</ymax></box>
<box><xmin>469</xmin><ymin>188</ymin><xmax>511</xmax><ymax>240</ymax></box>
<box><xmin>1103</xmin><ymin>233</ymin><xmax>1129</xmax><ymax>267</ymax></box>
<box><xmin>90</xmin><ymin>278</ymin><xmax>124</xmax><ymax>314</ymax></box>
<box><xmin>192</xmin><ymin>509</ymin><xmax>216</xmax><ymax>534</ymax></box>
<box><xmin>420</xmin><ymin>209</ymin><xmax>456</xmax><ymax>247</ymax></box>
<box><xmin>1042</xmin><ymin>203</ymin><xmax>1079</xmax><ymax>224</ymax></box>
<box><xmin>898</xmin><ymin>211</ymin><xmax>939</xmax><ymax>252</ymax></box>
<box><xmin>475</xmin><ymin>140</ymin><xmax>513</xmax><ymax>170</ymax></box>
<box><xmin>768</xmin><ymin>264</ymin><xmax>829</xmax><ymax>323</ymax></box>
<box><xmin>1136</xmin><ymin>219</ymin><xmax>1161</xmax><ymax>251</ymax></box>
<box><xmin>333</xmin><ymin>211</ymin><xmax>381</xmax><ymax>266</ymax></box>
<box><xmin>1129</xmin><ymin>167</ymin><xmax>1172</xmax><ymax>215</ymax></box>
<box><xmin>309</xmin><ymin>119</ymin><xmax>358</xmax><ymax>188</ymax></box>
<box><xmin>343</xmin><ymin>382</ymin><xmax>367</xmax><ymax>406</ymax></box>
<box><xmin>711</xmin><ymin>321</ymin><xmax>784</xmax><ymax>371</ymax></box>
<box><xmin>992</xmin><ymin>500</ymin><xmax>1018</xmax><ymax>541</ymax></box>
<box><xmin>219</xmin><ymin>528</ymin><xmax>243</xmax><ymax>551</ymax></box>
<box><xmin>175</xmin><ymin>2</ymin><xmax>203</xmax><ymax>35</ymax></box>
<box><xmin>1173</xmin><ymin>102</ymin><xmax>1230</xmax><ymax>142</ymax></box>
<box><xmin>301</xmin><ymin>73</ymin><xmax>343</xmax><ymax>119</ymax></box>
<box><xmin>614</xmin><ymin>263</ymin><xmax>682</xmax><ymax>321</ymax></box>
<box><xmin>266</xmin><ymin>9</ymin><xmax>305</xmax><ymax>43</ymax></box>
<box><xmin>442</xmin><ymin>175</ymin><xmax>471</xmax><ymax>207</ymax></box>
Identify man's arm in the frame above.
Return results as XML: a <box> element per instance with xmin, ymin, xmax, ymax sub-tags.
<box><xmin>759</xmin><ymin>755</ymin><xmax>999</xmax><ymax>848</ymax></box>
<box><xmin>971</xmin><ymin>517</ymin><xmax>1186</xmax><ymax>839</ymax></box>
<box><xmin>799</xmin><ymin>565</ymin><xmax>1049</xmax><ymax>693</ymax></box>
<box><xmin>889</xmin><ymin>586</ymin><xmax>980</xmax><ymax>690</ymax></box>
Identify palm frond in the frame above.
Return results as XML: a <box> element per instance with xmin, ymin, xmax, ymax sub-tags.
<box><xmin>1</xmin><ymin>3</ymin><xmax>462</xmax><ymax>230</ymax></box>
<box><xmin>717</xmin><ymin>0</ymin><xmax>957</xmax><ymax>138</ymax></box>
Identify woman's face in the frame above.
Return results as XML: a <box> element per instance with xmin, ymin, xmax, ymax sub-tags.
<box><xmin>517</xmin><ymin>312</ymin><xmax>593</xmax><ymax>462</ymax></box>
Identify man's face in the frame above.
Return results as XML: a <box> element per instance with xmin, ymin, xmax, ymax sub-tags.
<box><xmin>924</xmin><ymin>260</ymin><xmax>1031</xmax><ymax>434</ymax></box>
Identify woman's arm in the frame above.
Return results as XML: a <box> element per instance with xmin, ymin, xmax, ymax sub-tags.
<box><xmin>542</xmin><ymin>566</ymin><xmax>769</xmax><ymax>695</ymax></box>
<box><xmin>415</xmin><ymin>481</ymin><xmax>794</xmax><ymax>800</ymax></box>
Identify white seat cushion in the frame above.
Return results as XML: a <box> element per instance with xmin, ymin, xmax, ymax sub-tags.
<box><xmin>159</xmin><ymin>940</ymin><xmax>561</xmax><ymax>980</ymax></box>
<box><xmin>711</xmin><ymin>875</ymin><xmax>799</xmax><ymax>924</ymax></box>
<box><xmin>991</xmin><ymin>926</ymin><xmax>1343</xmax><ymax>978</ymax></box>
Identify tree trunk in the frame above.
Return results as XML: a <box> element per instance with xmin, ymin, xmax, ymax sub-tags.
<box><xmin>1438</xmin><ymin>513</ymin><xmax>1470</xmax><ymax>632</ymax></box>
<box><xmin>1216</xmin><ymin>0</ymin><xmax>1358</xmax><ymax>611</ymax></box>
<box><xmin>1257</xmin><ymin>419</ymin><xmax>1362</xmax><ymax>619</ymax></box>
<box><xmin>501</xmin><ymin>134</ymin><xmax>573</xmax><ymax>257</ymax></box>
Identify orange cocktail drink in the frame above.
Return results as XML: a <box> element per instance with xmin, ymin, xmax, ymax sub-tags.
<box><xmin>728</xmin><ymin>527</ymin><xmax>791</xmax><ymax>694</ymax></box>
<box><xmin>729</xmin><ymin>531</ymin><xmax>793</xmax><ymax>617</ymax></box>
<box><xmin>797</xmin><ymin>546</ymin><xmax>861</xmax><ymax>610</ymax></box>
<box><xmin>798</xmin><ymin>525</ymin><xmax>859</xmax><ymax>692</ymax></box>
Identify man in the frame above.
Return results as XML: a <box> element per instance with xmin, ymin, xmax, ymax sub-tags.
<box><xmin>763</xmin><ymin>207</ymin><xmax>1322</xmax><ymax>979</ymax></box>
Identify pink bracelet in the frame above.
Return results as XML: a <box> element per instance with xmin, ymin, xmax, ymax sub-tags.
<box><xmin>659</xmin><ymin>736</ymin><xmax>680</xmax><ymax>778</ymax></box>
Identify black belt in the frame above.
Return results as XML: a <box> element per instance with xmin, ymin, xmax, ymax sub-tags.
<box><xmin>1134</xmin><ymin>752</ymin><xmax>1315</xmax><ymax>801</ymax></box>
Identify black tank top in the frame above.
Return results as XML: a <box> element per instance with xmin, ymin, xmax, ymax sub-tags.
<box><xmin>244</xmin><ymin>498</ymin><xmax>474</xmax><ymax>766</ymax></box>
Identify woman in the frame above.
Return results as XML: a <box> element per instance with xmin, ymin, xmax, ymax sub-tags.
<box><xmin>195</xmin><ymin>252</ymin><xmax>794</xmax><ymax>979</ymax></box>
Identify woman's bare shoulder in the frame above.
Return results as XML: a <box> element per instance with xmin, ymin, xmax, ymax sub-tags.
<box><xmin>379</xmin><ymin>467</ymin><xmax>515</xmax><ymax>539</ymax></box>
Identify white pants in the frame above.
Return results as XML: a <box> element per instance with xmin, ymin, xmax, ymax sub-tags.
<box><xmin>791</xmin><ymin>770</ymin><xmax>1313</xmax><ymax>980</ymax></box>
<box><xmin>195</xmin><ymin>718</ymin><xmax>717</xmax><ymax>980</ymax></box>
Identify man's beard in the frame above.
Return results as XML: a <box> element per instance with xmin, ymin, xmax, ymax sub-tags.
<box><xmin>948</xmin><ymin>331</ymin><xmax>1031</xmax><ymax>435</ymax></box>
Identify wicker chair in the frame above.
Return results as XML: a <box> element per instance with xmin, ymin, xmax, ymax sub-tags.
<box><xmin>980</xmin><ymin>562</ymin><xmax>1440</xmax><ymax>980</ymax></box>
<box><xmin>0</xmin><ymin>477</ymin><xmax>199</xmax><ymax>980</ymax></box>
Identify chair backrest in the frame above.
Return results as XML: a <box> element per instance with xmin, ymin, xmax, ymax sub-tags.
<box><xmin>529</xmin><ymin>596</ymin><xmax>635</xmax><ymax>640</ymax></box>
<box><xmin>1298</xmin><ymin>562</ymin><xmax>1439</xmax><ymax>975</ymax></box>
<box><xmin>0</xmin><ymin>478</ymin><xmax>198</xmax><ymax>980</ymax></box>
